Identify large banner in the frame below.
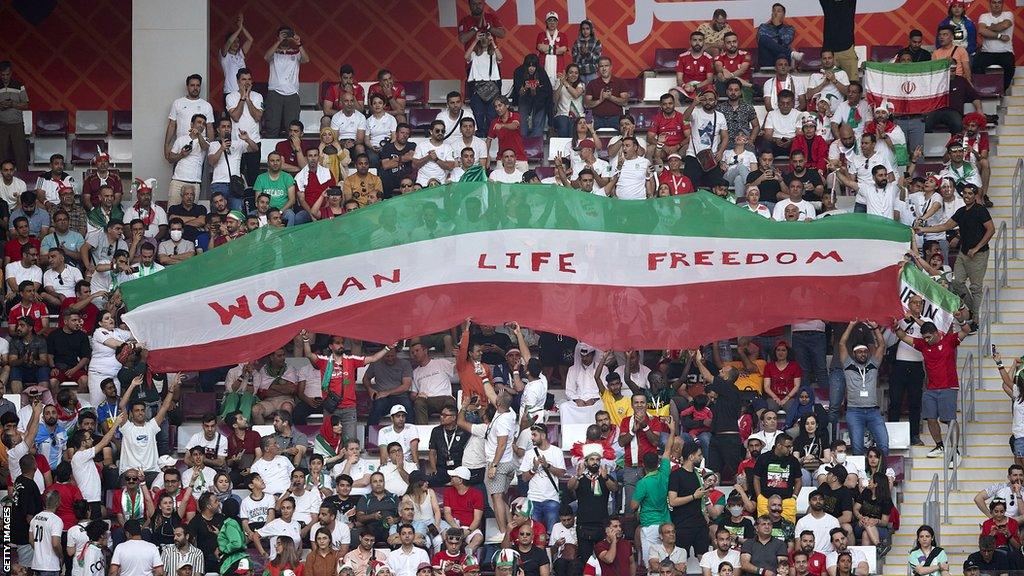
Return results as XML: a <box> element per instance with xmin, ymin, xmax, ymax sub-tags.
<box><xmin>121</xmin><ymin>185</ymin><xmax>910</xmax><ymax>371</ymax></box>
<box><xmin>209</xmin><ymin>0</ymin><xmax>1023</xmax><ymax>94</ymax></box>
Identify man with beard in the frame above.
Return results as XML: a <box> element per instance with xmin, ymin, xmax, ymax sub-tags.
<box><xmin>948</xmin><ymin>112</ymin><xmax>991</xmax><ymax>205</ymax></box>
<box><xmin>560</xmin><ymin>345</ymin><xmax>603</xmax><ymax>425</ymax></box>
<box><xmin>82</xmin><ymin>152</ymin><xmax>123</xmax><ymax>211</ymax></box>
<box><xmin>790</xmin><ymin>531</ymin><xmax>828</xmax><ymax>576</ymax></box>
<box><xmin>669</xmin><ymin>441</ymin><xmax>711</xmax><ymax>559</ymax></box>
<box><xmin>693</xmin><ymin>349</ymin><xmax>744</xmax><ymax>483</ymax></box>
<box><xmin>673</xmin><ymin>31</ymin><xmax>714</xmax><ymax>104</ymax></box>
<box><xmin>714</xmin><ymin>33</ymin><xmax>752</xmax><ymax>96</ymax></box>
<box><xmin>783</xmin><ymin>150</ymin><xmax>824</xmax><ymax>204</ymax></box>
<box><xmin>805</xmin><ymin>50</ymin><xmax>850</xmax><ymax>115</ymax></box>
<box><xmin>795</xmin><ymin>492</ymin><xmax>841</xmax><ymax>554</ymax></box>
<box><xmin>681</xmin><ymin>87</ymin><xmax>728</xmax><ymax>187</ymax></box>
<box><xmin>649</xmin><ymin>94</ymin><xmax>688</xmax><ymax>163</ymax></box>
<box><xmin>568</xmin><ymin>444</ymin><xmax>619</xmax><ymax>569</ymax></box>
<box><xmin>718</xmin><ymin>79</ymin><xmax>758</xmax><ymax>148</ymax></box>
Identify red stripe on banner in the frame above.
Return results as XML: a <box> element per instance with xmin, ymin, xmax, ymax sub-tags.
<box><xmin>866</xmin><ymin>93</ymin><xmax>949</xmax><ymax>115</ymax></box>
<box><xmin>146</xmin><ymin>265</ymin><xmax>904</xmax><ymax>371</ymax></box>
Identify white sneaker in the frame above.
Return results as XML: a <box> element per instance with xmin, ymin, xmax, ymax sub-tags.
<box><xmin>926</xmin><ymin>445</ymin><xmax>944</xmax><ymax>458</ymax></box>
<box><xmin>791</xmin><ymin>50</ymin><xmax>805</xmax><ymax>63</ymax></box>
<box><xmin>949</xmin><ymin>451</ymin><xmax>961</xmax><ymax>469</ymax></box>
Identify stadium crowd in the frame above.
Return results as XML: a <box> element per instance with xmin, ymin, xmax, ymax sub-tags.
<box><xmin>0</xmin><ymin>0</ymin><xmax>1019</xmax><ymax>576</ymax></box>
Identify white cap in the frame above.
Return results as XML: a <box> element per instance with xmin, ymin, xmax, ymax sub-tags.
<box><xmin>450</xmin><ymin>466</ymin><xmax>472</xmax><ymax>480</ymax></box>
<box><xmin>389</xmin><ymin>404</ymin><xmax>407</xmax><ymax>416</ymax></box>
<box><xmin>158</xmin><ymin>455</ymin><xmax>179</xmax><ymax>468</ymax></box>
<box><xmin>545</xmin><ymin>11</ymin><xmax>559</xmax><ymax>21</ymax></box>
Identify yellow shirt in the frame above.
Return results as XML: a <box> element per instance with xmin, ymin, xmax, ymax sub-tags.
<box><xmin>725</xmin><ymin>359</ymin><xmax>767</xmax><ymax>393</ymax></box>
<box><xmin>601</xmin><ymin>389</ymin><xmax>633</xmax><ymax>426</ymax></box>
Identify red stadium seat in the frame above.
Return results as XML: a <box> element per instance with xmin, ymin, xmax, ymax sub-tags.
<box><xmin>534</xmin><ymin>166</ymin><xmax>555</xmax><ymax>180</ymax></box>
<box><xmin>403</xmin><ymin>80</ymin><xmax>425</xmax><ymax>107</ymax></box>
<box><xmin>795</xmin><ymin>47</ymin><xmax>822</xmax><ymax>72</ymax></box>
<box><xmin>523</xmin><ymin>136</ymin><xmax>545</xmax><ymax>163</ymax></box>
<box><xmin>653</xmin><ymin>48</ymin><xmax>686</xmax><ymax>73</ymax></box>
<box><xmin>622</xmin><ymin>77</ymin><xmax>642</xmax><ymax>103</ymax></box>
<box><xmin>181</xmin><ymin>392</ymin><xmax>217</xmax><ymax>421</ymax></box>
<box><xmin>71</xmin><ymin>138</ymin><xmax>108</xmax><ymax>165</ymax></box>
<box><xmin>111</xmin><ymin>110</ymin><xmax>132</xmax><ymax>136</ymax></box>
<box><xmin>408</xmin><ymin>107</ymin><xmax>441</xmax><ymax>132</ymax></box>
<box><xmin>974</xmin><ymin>72</ymin><xmax>1005</xmax><ymax>98</ymax></box>
<box><xmin>34</xmin><ymin>110</ymin><xmax>69</xmax><ymax>136</ymax></box>
<box><xmin>869</xmin><ymin>45</ymin><xmax>903</xmax><ymax>62</ymax></box>
<box><xmin>628</xmin><ymin>106</ymin><xmax>659</xmax><ymax>132</ymax></box>
<box><xmin>886</xmin><ymin>455</ymin><xmax>905</xmax><ymax>484</ymax></box>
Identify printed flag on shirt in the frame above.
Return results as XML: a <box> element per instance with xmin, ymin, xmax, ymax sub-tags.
<box><xmin>899</xmin><ymin>264</ymin><xmax>962</xmax><ymax>332</ymax></box>
<box><xmin>862</xmin><ymin>59</ymin><xmax>951</xmax><ymax>115</ymax></box>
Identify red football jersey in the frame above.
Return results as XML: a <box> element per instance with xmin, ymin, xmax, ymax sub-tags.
<box><xmin>715</xmin><ymin>50</ymin><xmax>752</xmax><ymax>81</ymax></box>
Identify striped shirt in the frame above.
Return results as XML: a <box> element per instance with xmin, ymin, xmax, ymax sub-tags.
<box><xmin>160</xmin><ymin>543</ymin><xmax>204</xmax><ymax>576</ymax></box>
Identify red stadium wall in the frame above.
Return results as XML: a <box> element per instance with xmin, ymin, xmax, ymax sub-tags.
<box><xmin>208</xmin><ymin>0</ymin><xmax>1024</xmax><ymax>94</ymax></box>
<box><xmin>0</xmin><ymin>0</ymin><xmax>131</xmax><ymax>112</ymax></box>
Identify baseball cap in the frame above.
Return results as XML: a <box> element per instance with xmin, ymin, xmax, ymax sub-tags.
<box><xmin>699</xmin><ymin>85</ymin><xmax>717</xmax><ymax>97</ymax></box>
<box><xmin>417</xmin><ymin>563</ymin><xmax>433</xmax><ymax>573</ymax></box>
<box><xmin>578</xmin><ymin>139</ymin><xmax>596</xmax><ymax>149</ymax></box>
<box><xmin>964</xmin><ymin>558</ymin><xmax>981</xmax><ymax>571</ymax></box>
<box><xmin>326</xmin><ymin>186</ymin><xmax>343</xmax><ymax>197</ymax></box>
<box><xmin>235</xmin><ymin>559</ymin><xmax>251</xmax><ymax>574</ymax></box>
<box><xmin>827</xmin><ymin>464</ymin><xmax>849</xmax><ymax>484</ymax></box>
<box><xmin>450</xmin><ymin>466</ymin><xmax>471</xmax><ymax>480</ymax></box>
<box><xmin>389</xmin><ymin>405</ymin><xmax>407</xmax><ymax>416</ymax></box>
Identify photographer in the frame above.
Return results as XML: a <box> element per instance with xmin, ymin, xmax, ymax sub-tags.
<box><xmin>263</xmin><ymin>26</ymin><xmax>309</xmax><ymax>138</ymax></box>
<box><xmin>208</xmin><ymin>117</ymin><xmax>257</xmax><ymax>212</ymax></box>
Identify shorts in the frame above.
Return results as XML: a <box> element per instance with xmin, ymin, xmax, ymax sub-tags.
<box><xmin>484</xmin><ymin>460</ymin><xmax>517</xmax><ymax>495</ymax></box>
<box><xmin>255</xmin><ymin>395</ymin><xmax>295</xmax><ymax>414</ymax></box>
<box><xmin>639</xmin><ymin>524</ymin><xmax>661</xmax><ymax>561</ymax></box>
<box><xmin>921</xmin><ymin>388</ymin><xmax>957</xmax><ymax>421</ymax></box>
<box><xmin>1012</xmin><ymin>436</ymin><xmax>1024</xmax><ymax>458</ymax></box>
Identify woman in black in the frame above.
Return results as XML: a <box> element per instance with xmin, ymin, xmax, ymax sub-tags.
<box><xmin>854</xmin><ymin>472</ymin><xmax>894</xmax><ymax>548</ymax></box>
<box><xmin>668</xmin><ymin>440</ymin><xmax>709</xmax><ymax>557</ymax></box>
<box><xmin>146</xmin><ymin>493</ymin><xmax>181</xmax><ymax>547</ymax></box>
<box><xmin>793</xmin><ymin>413</ymin><xmax>831</xmax><ymax>486</ymax></box>
<box><xmin>509</xmin><ymin>53</ymin><xmax>554</xmax><ymax>138</ymax></box>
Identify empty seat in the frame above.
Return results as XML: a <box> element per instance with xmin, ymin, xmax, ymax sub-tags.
<box><xmin>869</xmin><ymin>45</ymin><xmax>903</xmax><ymax>62</ymax></box>
<box><xmin>299</xmin><ymin>82</ymin><xmax>320</xmax><ymax>107</ymax></box>
<box><xmin>299</xmin><ymin>109</ymin><xmax>323</xmax><ymax>133</ymax></box>
<box><xmin>546</xmin><ymin>137</ymin><xmax>572</xmax><ymax>160</ymax></box>
<box><xmin>34</xmin><ymin>110</ymin><xmax>69</xmax><ymax>136</ymax></box>
<box><xmin>974</xmin><ymin>72</ymin><xmax>1005</xmax><ymax>98</ymax></box>
<box><xmin>260</xmin><ymin>138</ymin><xmax>284</xmax><ymax>161</ymax></box>
<box><xmin>795</xmin><ymin>47</ymin><xmax>823</xmax><ymax>72</ymax></box>
<box><xmin>523</xmin><ymin>136</ymin><xmax>544</xmax><ymax>163</ymax></box>
<box><xmin>71</xmin><ymin>138</ymin><xmax>108</xmax><ymax>165</ymax></box>
<box><xmin>534</xmin><ymin>166</ymin><xmax>555</xmax><ymax>181</ymax></box>
<box><xmin>643</xmin><ymin>77</ymin><xmax>677</xmax><ymax>103</ymax></box>
<box><xmin>22</xmin><ymin>110</ymin><xmax>32</xmax><ymax>135</ymax></box>
<box><xmin>653</xmin><ymin>48</ymin><xmax>686</xmax><ymax>73</ymax></box>
<box><xmin>923</xmin><ymin>133</ymin><xmax>951</xmax><ymax>158</ymax></box>
<box><xmin>428</xmin><ymin>79</ymin><xmax>462</xmax><ymax>104</ymax></box>
<box><xmin>403</xmin><ymin>80</ymin><xmax>425</xmax><ymax>107</ymax></box>
<box><xmin>107</xmin><ymin>138</ymin><xmax>133</xmax><ymax>165</ymax></box>
<box><xmin>75</xmin><ymin>110</ymin><xmax>109</xmax><ymax>135</ymax></box>
<box><xmin>408</xmin><ymin>107</ymin><xmax>441</xmax><ymax>131</ymax></box>
<box><xmin>622</xmin><ymin>77</ymin><xmax>642</xmax><ymax>103</ymax></box>
<box><xmin>32</xmin><ymin>138</ymin><xmax>67</xmax><ymax>165</ymax></box>
<box><xmin>111</xmin><ymin>110</ymin><xmax>132</xmax><ymax>136</ymax></box>
<box><xmin>627</xmin><ymin>106</ymin><xmax>659</xmax><ymax>131</ymax></box>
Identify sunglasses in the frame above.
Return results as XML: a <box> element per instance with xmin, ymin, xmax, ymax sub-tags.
<box><xmin>126</xmin><ymin>477</ymin><xmax>140</xmax><ymax>482</ymax></box>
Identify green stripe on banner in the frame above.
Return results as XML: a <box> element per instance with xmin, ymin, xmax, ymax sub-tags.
<box><xmin>864</xmin><ymin>59</ymin><xmax>953</xmax><ymax>75</ymax></box>
<box><xmin>120</xmin><ymin>185</ymin><xmax>910</xmax><ymax>309</ymax></box>
<box><xmin>900</xmin><ymin>264</ymin><xmax>962</xmax><ymax>313</ymax></box>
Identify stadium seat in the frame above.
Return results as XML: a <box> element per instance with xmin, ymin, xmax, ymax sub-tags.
<box><xmin>182</xmin><ymin>392</ymin><xmax>217</xmax><ymax>421</ymax></box>
<box><xmin>299</xmin><ymin>110</ymin><xmax>322</xmax><ymax>133</ymax></box>
<box><xmin>652</xmin><ymin>48</ymin><xmax>686</xmax><ymax>73</ymax></box>
<box><xmin>795</xmin><ymin>47</ymin><xmax>822</xmax><ymax>72</ymax></box>
<box><xmin>252</xmin><ymin>424</ymin><xmax>274</xmax><ymax>437</ymax></box>
<box><xmin>923</xmin><ymin>133</ymin><xmax>951</xmax><ymax>158</ymax></box>
<box><xmin>622</xmin><ymin>77</ymin><xmax>643</xmax><ymax>103</ymax></box>
<box><xmin>886</xmin><ymin>455</ymin><xmax>906</xmax><ymax>484</ymax></box>
<box><xmin>643</xmin><ymin>77</ymin><xmax>677</xmax><ymax>103</ymax></box>
<box><xmin>501</xmin><ymin>79</ymin><xmax>514</xmax><ymax>97</ymax></box>
<box><xmin>914</xmin><ymin>162</ymin><xmax>943</xmax><ymax>177</ymax></box>
<box><xmin>111</xmin><ymin>110</ymin><xmax>132</xmax><ymax>136</ymax></box>
<box><xmin>71</xmin><ymin>138</ymin><xmax>107</xmax><ymax>165</ymax></box>
<box><xmin>22</xmin><ymin>110</ymin><xmax>31</xmax><ymax>135</ymax></box>
<box><xmin>534</xmin><ymin>166</ymin><xmax>555</xmax><ymax>181</ymax></box>
<box><xmin>34</xmin><ymin>110</ymin><xmax>69</xmax><ymax>136</ymax></box>
<box><xmin>408</xmin><ymin>108</ymin><xmax>441</xmax><ymax>131</ymax></box>
<box><xmin>886</xmin><ymin>421</ymin><xmax>910</xmax><ymax>449</ymax></box>
<box><xmin>428</xmin><ymin>79</ymin><xmax>462</xmax><ymax>104</ymax></box>
<box><xmin>299</xmin><ymin>82</ymin><xmax>320</xmax><ymax>107</ymax></box>
<box><xmin>546</xmin><ymin>137</ymin><xmax>572</xmax><ymax>160</ymax></box>
<box><xmin>403</xmin><ymin>80</ymin><xmax>425</xmax><ymax>107</ymax></box>
<box><xmin>869</xmin><ymin>45</ymin><xmax>903</xmax><ymax>62</ymax></box>
<box><xmin>32</xmin><ymin>138</ymin><xmax>67</xmax><ymax>165</ymax></box>
<box><xmin>628</xmin><ymin>106</ymin><xmax>659</xmax><ymax>132</ymax></box>
<box><xmin>260</xmin><ymin>138</ymin><xmax>284</xmax><ymax>161</ymax></box>
<box><xmin>560</xmin><ymin>423</ymin><xmax>588</xmax><ymax>449</ymax></box>
<box><xmin>75</xmin><ymin>110</ymin><xmax>109</xmax><ymax>135</ymax></box>
<box><xmin>107</xmin><ymin>138</ymin><xmax>133</xmax><ymax>164</ymax></box>
<box><xmin>795</xmin><ymin>486</ymin><xmax>815</xmax><ymax>514</ymax></box>
<box><xmin>974</xmin><ymin>72</ymin><xmax>1005</xmax><ymax>98</ymax></box>
<box><xmin>523</xmin><ymin>136</ymin><xmax>544</xmax><ymax>163</ymax></box>
<box><xmin>301</xmin><ymin>138</ymin><xmax>320</xmax><ymax>152</ymax></box>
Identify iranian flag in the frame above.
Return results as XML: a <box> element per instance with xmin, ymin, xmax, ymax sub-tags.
<box><xmin>899</xmin><ymin>264</ymin><xmax>963</xmax><ymax>331</ymax></box>
<box><xmin>120</xmin><ymin>185</ymin><xmax>911</xmax><ymax>371</ymax></box>
<box><xmin>862</xmin><ymin>59</ymin><xmax>951</xmax><ymax>115</ymax></box>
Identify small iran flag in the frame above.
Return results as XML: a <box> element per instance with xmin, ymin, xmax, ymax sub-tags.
<box><xmin>863</xmin><ymin>59</ymin><xmax>951</xmax><ymax>115</ymax></box>
<box><xmin>899</xmin><ymin>264</ymin><xmax>962</xmax><ymax>332</ymax></box>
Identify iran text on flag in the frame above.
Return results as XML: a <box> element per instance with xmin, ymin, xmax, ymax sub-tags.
<box><xmin>862</xmin><ymin>59</ymin><xmax>951</xmax><ymax>115</ymax></box>
<box><xmin>899</xmin><ymin>264</ymin><xmax>962</xmax><ymax>332</ymax></box>
<box><xmin>120</xmin><ymin>184</ymin><xmax>911</xmax><ymax>371</ymax></box>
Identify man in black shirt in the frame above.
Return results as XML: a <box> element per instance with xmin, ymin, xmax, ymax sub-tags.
<box><xmin>323</xmin><ymin>473</ymin><xmax>364</xmax><ymax>519</ymax></box>
<box><xmin>378</xmin><ymin>123</ymin><xmax>416</xmax><ymax>198</ymax></box>
<box><xmin>47</xmin><ymin>309</ymin><xmax>90</xmax><ymax>392</ymax></box>
<box><xmin>668</xmin><ymin>440</ymin><xmax>709</xmax><ymax>558</ymax></box>
<box><xmin>747</xmin><ymin>151</ymin><xmax>785</xmax><ymax>205</ymax></box>
<box><xmin>753</xmin><ymin>434</ymin><xmax>802</xmax><ymax>523</ymax></box>
<box><xmin>515</xmin><ymin>525</ymin><xmax>551</xmax><ymax>576</ymax></box>
<box><xmin>469</xmin><ymin>324</ymin><xmax>513</xmax><ymax>366</ymax></box>
<box><xmin>568</xmin><ymin>445</ymin><xmax>619</xmax><ymax>570</ymax></box>
<box><xmin>903</xmin><ymin>30</ymin><xmax>933</xmax><ymax>62</ymax></box>
<box><xmin>428</xmin><ymin>405</ymin><xmax>470</xmax><ymax>486</ymax></box>
<box><xmin>694</xmin><ymin>349</ymin><xmax>745</xmax><ymax>483</ymax></box>
<box><xmin>819</xmin><ymin>0</ymin><xmax>858</xmax><ymax>80</ymax></box>
<box><xmin>12</xmin><ymin>454</ymin><xmax>42</xmax><ymax>568</ymax></box>
<box><xmin>916</xmin><ymin>183</ymin><xmax>994</xmax><ymax>321</ymax></box>
<box><xmin>817</xmin><ymin>465</ymin><xmax>855</xmax><ymax>537</ymax></box>
<box><xmin>784</xmin><ymin>151</ymin><xmax>824</xmax><ymax>203</ymax></box>
<box><xmin>965</xmin><ymin>536</ymin><xmax>1016</xmax><ymax>573</ymax></box>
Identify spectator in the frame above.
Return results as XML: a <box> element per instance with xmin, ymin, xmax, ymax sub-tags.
<box><xmin>696</xmin><ymin>9</ymin><xmax>733</xmax><ymax>57</ymax></box>
<box><xmin>757</xmin><ymin>4</ymin><xmax>801</xmax><ymax>68</ymax></box>
<box><xmin>46</xmin><ymin>307</ymin><xmax>90</xmax><ymax>391</ymax></box>
<box><xmin>817</xmin><ymin>465</ymin><xmax>855</xmax><ymax>538</ymax></box>
<box><xmin>378</xmin><ymin>124</ymin><xmax>416</xmax><ymax>198</ymax></box>
<box><xmin>901</xmin><ymin>30</ymin><xmax>931</xmax><ymax>62</ymax></box>
<box><xmin>933</xmin><ymin>25</ymin><xmax>971</xmax><ymax>81</ymax></box>
<box><xmin>365</xmin><ymin>95</ymin><xmax>398</xmax><ymax>168</ymax></box>
<box><xmin>42</xmin><ymin>204</ymin><xmax>86</xmax><ymax>268</ymax></box>
<box><xmin>907</xmin><ymin>525</ymin><xmax>949</xmax><ymax>576</ymax></box>
<box><xmin>408</xmin><ymin>343</ymin><xmax>455</xmax><ymax>426</ymax></box>
<box><xmin>537</xmin><ymin>11</ymin><xmax>568</xmax><ymax>85</ymax></box>
<box><xmin>219</xmin><ymin>14</ymin><xmax>252</xmax><ymax>97</ymax></box>
<box><xmin>161</xmin><ymin>525</ymin><xmax>204</xmax><ymax>576</ymax></box>
<box><xmin>594</xmin><ymin>516</ymin><xmax>633</xmax><ymax>576</ymax></box>
<box><xmin>673</xmin><ymin>31</ymin><xmax>714</xmax><ymax>104</ymax></box>
<box><xmin>752</xmin><ymin>433</ymin><xmax>801</xmax><ymax>522</ymax></box>
<box><xmin>701</xmin><ymin>528</ymin><xmax>742</xmax><ymax>576</ymax></box>
<box><xmin>208</xmin><ymin>117</ymin><xmax>257</xmax><ymax>212</ymax></box>
<box><xmin>82</xmin><ymin>152</ymin><xmax>122</xmax><ymax>212</ymax></box>
<box><xmin>974</xmin><ymin>0</ymin><xmax>1015</xmax><ymax>90</ymax></box>
<box><xmin>8</xmin><ymin>316</ymin><xmax>50</xmax><ymax>393</ymax></box>
<box><xmin>965</xmin><ymin>535</ymin><xmax>1014</xmax><ymax>573</ymax></box>
<box><xmin>854</xmin><ymin>471</ymin><xmax>894</xmax><ymax>549</ymax></box>
<box><xmin>306</xmin><ymin>526</ymin><xmax>344</xmax><ymax>576</ymax></box>
<box><xmin>264</xmin><ymin>27</ymin><xmax>309</xmax><ymax>137</ymax></box>
<box><xmin>763</xmin><ymin>56</ymin><xmax>807</xmax><ymax>113</ymax></box>
<box><xmin>940</xmin><ymin>1</ymin><xmax>977</xmax><ymax>55</ymax></box>
<box><xmin>10</xmin><ymin>190</ymin><xmax>51</xmax><ymax>240</ymax></box>
<box><xmin>0</xmin><ymin>160</ymin><xmax>25</xmax><ymax>208</ymax></box>
<box><xmin>571</xmin><ymin>20</ymin><xmax>602</xmax><ymax>84</ymax></box>
<box><xmin>761</xmin><ymin>90</ymin><xmax>801</xmax><ymax>157</ymax></box>
<box><xmin>250</xmin><ymin>436</ymin><xmax>295</xmax><ymax>496</ymax></box>
<box><xmin>829</xmin><ymin>82</ymin><xmax>872</xmax><ymax>140</ymax></box>
<box><xmin>164</xmin><ymin>74</ymin><xmax>214</xmax><ymax>161</ymax></box>
<box><xmin>584</xmin><ymin>57</ymin><xmax>630</xmax><ymax>130</ymax></box>
<box><xmin>793</xmin><ymin>414</ymin><xmax>830</xmax><ymax>484</ymax></box>
<box><xmin>258</xmin><ymin>533</ymin><xmax>303</xmax><ymax>573</ymax></box>
<box><xmin>294</xmin><ymin>147</ymin><xmax>337</xmax><ymax>224</ymax></box>
<box><xmin>837</xmin><ymin>322</ymin><xmax>889</xmax><ymax>455</ymax></box>
<box><xmin>749</xmin><ymin>409</ymin><xmax>785</xmax><ymax>451</ymax></box>
<box><xmin>323</xmin><ymin>64</ymin><xmax>365</xmax><ymax>118</ymax></box>
<box><xmin>510</xmin><ymin>54</ymin><xmax>553</xmax><ymax>139</ymax></box>
<box><xmin>825</xmin><ymin>528</ymin><xmax>868</xmax><ymax>576</ymax></box>
<box><xmin>111</xmin><ymin>520</ymin><xmax>164</xmax><ymax>576</ymax></box>
<box><xmin>795</xmin><ymin>492</ymin><xmax>841</xmax><ymax>554</ymax></box>
<box><xmin>792</xmin><ymin>532</ymin><xmax>828</xmax><ymax>576</ymax></box>
<box><xmin>368</xmin><ymin>69</ymin><xmax>407</xmax><ymax>124</ymax></box>
<box><xmin>741</xmin><ymin>515</ymin><xmax>789</xmax><ymax>576</ymax></box>
<box><xmin>0</xmin><ymin>61</ymin><xmax>29</xmax><ymax>171</ymax></box>
<box><xmin>226</xmin><ymin>68</ymin><xmax>264</xmax><ymax>186</ymax></box>
<box><xmin>551</xmin><ymin>64</ymin><xmax>585</xmax><ymax>138</ymax></box>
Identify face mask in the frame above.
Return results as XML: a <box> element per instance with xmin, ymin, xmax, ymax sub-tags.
<box><xmin>835</xmin><ymin>452</ymin><xmax>847</xmax><ymax>464</ymax></box>
<box><xmin>729</xmin><ymin>506</ymin><xmax>743</xmax><ymax>516</ymax></box>
<box><xmin>169</xmin><ymin>230</ymin><xmax>183</xmax><ymax>242</ymax></box>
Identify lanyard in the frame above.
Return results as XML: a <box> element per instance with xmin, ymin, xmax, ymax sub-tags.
<box><xmin>443</xmin><ymin>427</ymin><xmax>458</xmax><ymax>454</ymax></box>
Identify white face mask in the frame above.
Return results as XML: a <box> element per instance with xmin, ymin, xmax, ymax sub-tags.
<box><xmin>835</xmin><ymin>452</ymin><xmax>848</xmax><ymax>464</ymax></box>
<box><xmin>169</xmin><ymin>230</ymin><xmax>183</xmax><ymax>242</ymax></box>
<box><xmin>729</xmin><ymin>506</ymin><xmax>744</xmax><ymax>517</ymax></box>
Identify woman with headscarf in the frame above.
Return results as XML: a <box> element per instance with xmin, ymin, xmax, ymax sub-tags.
<box><xmin>558</xmin><ymin>342</ymin><xmax>604</xmax><ymax>425</ymax></box>
<box><xmin>318</xmin><ymin>126</ymin><xmax>350</xmax><ymax>182</ymax></box>
<box><xmin>217</xmin><ymin>498</ymin><xmax>248</xmax><ymax>575</ymax></box>
<box><xmin>510</xmin><ymin>53</ymin><xmax>553</xmax><ymax>138</ymax></box>
<box><xmin>312</xmin><ymin>413</ymin><xmax>347</xmax><ymax>468</ymax></box>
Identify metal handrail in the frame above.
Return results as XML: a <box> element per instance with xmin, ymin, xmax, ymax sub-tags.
<box><xmin>925</xmin><ymin>472</ymin><xmax>942</xmax><ymax>541</ymax></box>
<box><xmin>978</xmin><ymin>286</ymin><xmax>993</xmax><ymax>381</ymax></box>
<box><xmin>994</xmin><ymin>221</ymin><xmax>1010</xmax><ymax>322</ymax></box>
<box><xmin>1012</xmin><ymin>158</ymin><xmax>1024</xmax><ymax>258</ymax></box>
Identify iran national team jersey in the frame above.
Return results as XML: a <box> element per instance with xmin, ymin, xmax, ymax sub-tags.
<box><xmin>715</xmin><ymin>50</ymin><xmax>752</xmax><ymax>81</ymax></box>
<box><xmin>675</xmin><ymin>52</ymin><xmax>714</xmax><ymax>86</ymax></box>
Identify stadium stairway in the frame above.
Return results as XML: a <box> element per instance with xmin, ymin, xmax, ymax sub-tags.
<box><xmin>882</xmin><ymin>67</ymin><xmax>1024</xmax><ymax>576</ymax></box>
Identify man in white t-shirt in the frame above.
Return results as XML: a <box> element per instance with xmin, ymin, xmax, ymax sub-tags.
<box><xmin>829</xmin><ymin>82</ymin><xmax>872</xmax><ymax>139</ymax></box>
<box><xmin>762</xmin><ymin>55</ymin><xmax>807</xmax><ymax>111</ymax></box>
<box><xmin>220</xmin><ymin>15</ymin><xmax>253</xmax><ymax>96</ymax></box>
<box><xmin>824</xmin><ymin>528</ymin><xmax>869</xmax><ymax>576</ymax></box>
<box><xmin>118</xmin><ymin>376</ymin><xmax>176</xmax><ymax>476</ymax></box>
<box><xmin>377</xmin><ymin>405</ymin><xmax>419</xmax><ymax>464</ymax></box>
<box><xmin>682</xmin><ymin>87</ymin><xmax>728</xmax><ymax>188</ymax></box>
<box><xmin>330</xmin><ymin>92</ymin><xmax>368</xmax><ymax>157</ymax></box>
<box><xmin>489</xmin><ymin>149</ymin><xmax>525</xmax><ymax>184</ymax></box>
<box><xmin>606</xmin><ymin>137</ymin><xmax>653</xmax><ymax>200</ymax></box>
<box><xmin>185</xmin><ymin>413</ymin><xmax>228</xmax><ymax>468</ymax></box>
<box><xmin>974</xmin><ymin>0</ymin><xmax>1015</xmax><ymax>92</ymax></box>
<box><xmin>437</xmin><ymin>91</ymin><xmax>475</xmax><ymax>145</ymax></box>
<box><xmin>518</xmin><ymin>424</ymin><xmax>564</xmax><ymax>531</ymax></box>
<box><xmin>409</xmin><ymin>342</ymin><xmax>455</xmax><ymax>425</ymax></box>
<box><xmin>794</xmin><ymin>491</ymin><xmax>841</xmax><ymax>554</ymax></box>
<box><xmin>225</xmin><ymin>68</ymin><xmax>264</xmax><ymax>187</ymax></box>
<box><xmin>805</xmin><ymin>50</ymin><xmax>850</xmax><ymax>115</ymax></box>
<box><xmin>0</xmin><ymin>161</ymin><xmax>27</xmax><ymax>209</ymax></box>
<box><xmin>165</xmin><ymin>114</ymin><xmax>209</xmax><ymax>205</ymax></box>
<box><xmin>208</xmin><ymin>117</ymin><xmax>258</xmax><ymax>212</ymax></box>
<box><xmin>69</xmin><ymin>412</ymin><xmax>123</xmax><ymax>519</ymax></box>
<box><xmin>264</xmin><ymin>27</ymin><xmax>310</xmax><ymax>137</ymax></box>
<box><xmin>700</xmin><ymin>528</ymin><xmax>742</xmax><ymax>576</ymax></box>
<box><xmin>164</xmin><ymin>74</ymin><xmax>214</xmax><ymax>159</ymax></box>
<box><xmin>445</xmin><ymin>117</ymin><xmax>488</xmax><ymax>172</ymax></box>
<box><xmin>331</xmin><ymin>439</ymin><xmax>377</xmax><ymax>496</ymax></box>
<box><xmin>413</xmin><ymin>121</ymin><xmax>456</xmax><ymax>187</ymax></box>
<box><xmin>250</xmin><ymin>436</ymin><xmax>296</xmax><ymax>495</ymax></box>
<box><xmin>762</xmin><ymin>90</ymin><xmax>801</xmax><ymax>156</ymax></box>
<box><xmin>836</xmin><ymin>163</ymin><xmax>899</xmax><ymax>220</ymax></box>
<box><xmin>111</xmin><ymin>520</ymin><xmax>164</xmax><ymax>576</ymax></box>
<box><xmin>773</xmin><ymin>178</ymin><xmax>817</xmax><ymax>221</ymax></box>
<box><xmin>71</xmin><ymin>520</ymin><xmax>109</xmax><ymax>576</ymax></box>
<box><xmin>31</xmin><ymin>490</ymin><xmax>64</xmax><ymax>575</ymax></box>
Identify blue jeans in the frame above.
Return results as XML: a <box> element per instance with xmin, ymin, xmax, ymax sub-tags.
<box><xmin>792</xmin><ymin>331</ymin><xmax>828</xmax><ymax>389</ymax></box>
<box><xmin>282</xmin><ymin>208</ymin><xmax>303</xmax><ymax>226</ymax></box>
<box><xmin>845</xmin><ymin>406</ymin><xmax>890</xmax><ymax>456</ymax></box>
<box><xmin>521</xmin><ymin>107</ymin><xmax>548</xmax><ymax>138</ymax></box>
<box><xmin>469</xmin><ymin>91</ymin><xmax>497</xmax><ymax>138</ymax></box>
<box><xmin>594</xmin><ymin>115</ymin><xmax>619</xmax><ymax>130</ymax></box>
<box><xmin>532</xmin><ymin>499</ymin><xmax>560</xmax><ymax>533</ymax></box>
<box><xmin>552</xmin><ymin>115</ymin><xmax>573</xmax><ymax>138</ymax></box>
<box><xmin>758</xmin><ymin>36</ymin><xmax>792</xmax><ymax>68</ymax></box>
<box><xmin>828</xmin><ymin>366</ymin><xmax>846</xmax><ymax>438</ymax></box>
<box><xmin>685</xmin><ymin>431</ymin><xmax>712</xmax><ymax>459</ymax></box>
<box><xmin>368</xmin><ymin>392</ymin><xmax>415</xmax><ymax>426</ymax></box>
<box><xmin>290</xmin><ymin>209</ymin><xmax>312</xmax><ymax>226</ymax></box>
